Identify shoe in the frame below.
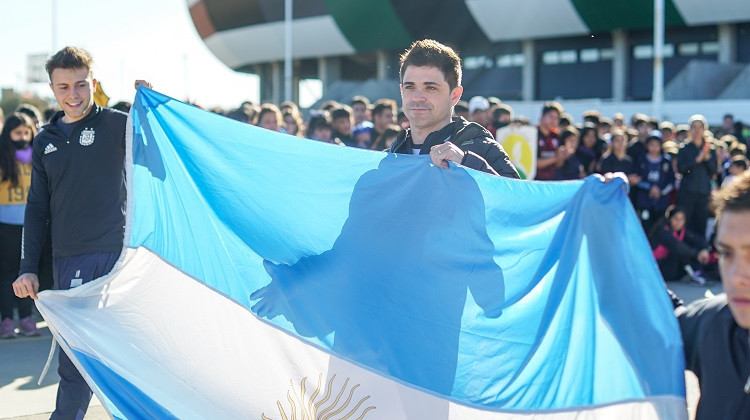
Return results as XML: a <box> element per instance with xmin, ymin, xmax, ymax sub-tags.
<box><xmin>684</xmin><ymin>265</ymin><xmax>707</xmax><ymax>286</ymax></box>
<box><xmin>0</xmin><ymin>318</ymin><xmax>16</xmax><ymax>339</ymax></box>
<box><xmin>18</xmin><ymin>316</ymin><xmax>40</xmax><ymax>337</ymax></box>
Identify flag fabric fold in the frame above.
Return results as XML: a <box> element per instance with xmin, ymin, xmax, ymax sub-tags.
<box><xmin>36</xmin><ymin>87</ymin><xmax>686</xmax><ymax>419</ymax></box>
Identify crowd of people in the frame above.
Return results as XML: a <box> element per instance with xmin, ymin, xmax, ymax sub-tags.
<box><xmin>1</xmin><ymin>41</ymin><xmax>749</xmax><ymax>419</ymax></box>
<box><xmin>178</xmin><ymin>90</ymin><xmax>750</xmax><ymax>286</ymax></box>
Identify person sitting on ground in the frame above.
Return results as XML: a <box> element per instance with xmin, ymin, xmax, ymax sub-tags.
<box><xmin>650</xmin><ymin>205</ymin><xmax>709</xmax><ymax>283</ymax></box>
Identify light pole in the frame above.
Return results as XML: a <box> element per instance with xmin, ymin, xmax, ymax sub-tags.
<box><xmin>284</xmin><ymin>0</ymin><xmax>293</xmax><ymax>102</ymax></box>
<box><xmin>652</xmin><ymin>0</ymin><xmax>665</xmax><ymax>120</ymax></box>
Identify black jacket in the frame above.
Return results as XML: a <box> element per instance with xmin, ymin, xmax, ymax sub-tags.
<box><xmin>676</xmin><ymin>296</ymin><xmax>750</xmax><ymax>419</ymax></box>
<box><xmin>389</xmin><ymin>117</ymin><xmax>519</xmax><ymax>178</ymax></box>
<box><xmin>677</xmin><ymin>141</ymin><xmax>718</xmax><ymax>195</ymax></box>
<box><xmin>20</xmin><ymin>106</ymin><xmax>127</xmax><ymax>275</ymax></box>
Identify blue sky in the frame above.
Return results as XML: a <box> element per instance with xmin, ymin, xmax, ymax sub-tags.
<box><xmin>0</xmin><ymin>0</ymin><xmax>260</xmax><ymax>109</ymax></box>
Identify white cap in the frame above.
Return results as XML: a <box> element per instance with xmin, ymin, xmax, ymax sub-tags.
<box><xmin>468</xmin><ymin>96</ymin><xmax>490</xmax><ymax>114</ymax></box>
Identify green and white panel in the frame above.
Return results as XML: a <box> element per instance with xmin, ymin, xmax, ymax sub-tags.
<box><xmin>466</xmin><ymin>0</ymin><xmax>589</xmax><ymax>41</ymax></box>
<box><xmin>673</xmin><ymin>0</ymin><xmax>750</xmax><ymax>25</ymax></box>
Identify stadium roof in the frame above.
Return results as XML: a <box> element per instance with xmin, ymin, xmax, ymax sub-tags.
<box><xmin>188</xmin><ymin>0</ymin><xmax>750</xmax><ymax>69</ymax></box>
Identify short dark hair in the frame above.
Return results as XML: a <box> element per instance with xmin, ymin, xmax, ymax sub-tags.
<box><xmin>306</xmin><ymin>111</ymin><xmax>332</xmax><ymax>139</ymax></box>
<box><xmin>582</xmin><ymin>110</ymin><xmax>601</xmax><ymax>125</ymax></box>
<box><xmin>711</xmin><ymin>171</ymin><xmax>750</xmax><ymax>218</ymax></box>
<box><xmin>253</xmin><ymin>103</ymin><xmax>282</xmax><ymax>126</ymax></box>
<box><xmin>493</xmin><ymin>104</ymin><xmax>513</xmax><ymax>120</ymax></box>
<box><xmin>331</xmin><ymin>105</ymin><xmax>352</xmax><ymax>121</ymax></box>
<box><xmin>730</xmin><ymin>155</ymin><xmax>749</xmax><ymax>170</ymax></box>
<box><xmin>541</xmin><ymin>101</ymin><xmax>563</xmax><ymax>117</ymax></box>
<box><xmin>350</xmin><ymin>96</ymin><xmax>371</xmax><ymax>108</ymax></box>
<box><xmin>454</xmin><ymin>100</ymin><xmax>469</xmax><ymax>114</ymax></box>
<box><xmin>372</xmin><ymin>99</ymin><xmax>397</xmax><ymax>118</ymax></box>
<box><xmin>16</xmin><ymin>104</ymin><xmax>43</xmax><ymax>124</ymax></box>
<box><xmin>46</xmin><ymin>46</ymin><xmax>94</xmax><ymax>80</ymax></box>
<box><xmin>399</xmin><ymin>39</ymin><xmax>462</xmax><ymax>91</ymax></box>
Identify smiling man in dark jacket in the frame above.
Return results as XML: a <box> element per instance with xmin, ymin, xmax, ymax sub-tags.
<box><xmin>388</xmin><ymin>40</ymin><xmax>519</xmax><ymax>179</ymax></box>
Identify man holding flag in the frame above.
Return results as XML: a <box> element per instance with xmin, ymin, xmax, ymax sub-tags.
<box><xmin>12</xmin><ymin>46</ymin><xmax>149</xmax><ymax>420</ymax></box>
<box><xmin>389</xmin><ymin>39</ymin><xmax>519</xmax><ymax>179</ymax></box>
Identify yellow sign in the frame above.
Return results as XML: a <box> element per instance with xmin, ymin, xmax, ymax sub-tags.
<box><xmin>496</xmin><ymin>125</ymin><xmax>538</xmax><ymax>180</ymax></box>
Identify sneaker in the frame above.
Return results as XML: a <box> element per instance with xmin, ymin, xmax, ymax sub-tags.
<box><xmin>0</xmin><ymin>318</ymin><xmax>15</xmax><ymax>339</ymax></box>
<box><xmin>18</xmin><ymin>316</ymin><xmax>40</xmax><ymax>337</ymax></box>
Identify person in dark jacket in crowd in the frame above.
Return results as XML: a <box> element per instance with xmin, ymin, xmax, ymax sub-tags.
<box><xmin>555</xmin><ymin>128</ymin><xmax>584</xmax><ymax>180</ymax></box>
<box><xmin>633</xmin><ymin>135</ymin><xmax>675</xmax><ymax>232</ymax></box>
<box><xmin>677</xmin><ymin>114</ymin><xmax>718</xmax><ymax>239</ymax></box>
<box><xmin>651</xmin><ymin>206</ymin><xmax>709</xmax><ymax>283</ymax></box>
<box><xmin>576</xmin><ymin>122</ymin><xmax>606</xmax><ymax>175</ymax></box>
<box><xmin>671</xmin><ymin>170</ymin><xmax>750</xmax><ymax>419</ymax></box>
<box><xmin>12</xmin><ymin>46</ymin><xmax>150</xmax><ymax>420</ymax></box>
<box><xmin>598</xmin><ymin>128</ymin><xmax>634</xmax><ymax>175</ymax></box>
<box><xmin>389</xmin><ymin>40</ymin><xmax>519</xmax><ymax>178</ymax></box>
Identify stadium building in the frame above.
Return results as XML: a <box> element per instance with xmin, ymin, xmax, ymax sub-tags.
<box><xmin>187</xmin><ymin>0</ymin><xmax>750</xmax><ymax>122</ymax></box>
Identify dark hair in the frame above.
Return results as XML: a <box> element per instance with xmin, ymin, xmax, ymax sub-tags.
<box><xmin>371</xmin><ymin>124</ymin><xmax>401</xmax><ymax>150</ymax></box>
<box><xmin>730</xmin><ymin>155</ymin><xmax>749</xmax><ymax>170</ymax></box>
<box><xmin>579</xmin><ymin>123</ymin><xmax>599</xmax><ymax>147</ymax></box>
<box><xmin>46</xmin><ymin>46</ymin><xmax>94</xmax><ymax>80</ymax></box>
<box><xmin>559</xmin><ymin>127</ymin><xmax>579</xmax><ymax>144</ymax></box>
<box><xmin>350</xmin><ymin>96</ymin><xmax>371</xmax><ymax>108</ymax></box>
<box><xmin>582</xmin><ymin>110</ymin><xmax>601</xmax><ymax>125</ymax></box>
<box><xmin>331</xmin><ymin>106</ymin><xmax>352</xmax><ymax>121</ymax></box>
<box><xmin>111</xmin><ymin>101</ymin><xmax>132</xmax><ymax>113</ymax></box>
<box><xmin>43</xmin><ymin>108</ymin><xmax>59</xmax><ymax>123</ymax></box>
<box><xmin>711</xmin><ymin>171</ymin><xmax>750</xmax><ymax>219</ymax></box>
<box><xmin>282</xmin><ymin>111</ymin><xmax>303</xmax><ymax>137</ymax></box>
<box><xmin>16</xmin><ymin>104</ymin><xmax>43</xmax><ymax>125</ymax></box>
<box><xmin>559</xmin><ymin>112</ymin><xmax>572</xmax><ymax>126</ymax></box>
<box><xmin>493</xmin><ymin>104</ymin><xmax>513</xmax><ymax>120</ymax></box>
<box><xmin>399</xmin><ymin>39</ymin><xmax>461</xmax><ymax>91</ymax></box>
<box><xmin>454</xmin><ymin>100</ymin><xmax>469</xmax><ymax>114</ymax></box>
<box><xmin>541</xmin><ymin>101</ymin><xmax>563</xmax><ymax>117</ymax></box>
<box><xmin>372</xmin><ymin>99</ymin><xmax>397</xmax><ymax>118</ymax></box>
<box><xmin>253</xmin><ymin>104</ymin><xmax>282</xmax><ymax>127</ymax></box>
<box><xmin>306</xmin><ymin>111</ymin><xmax>332</xmax><ymax>139</ymax></box>
<box><xmin>320</xmin><ymin>100</ymin><xmax>340</xmax><ymax>113</ymax></box>
<box><xmin>0</xmin><ymin>113</ymin><xmax>37</xmax><ymax>187</ymax></box>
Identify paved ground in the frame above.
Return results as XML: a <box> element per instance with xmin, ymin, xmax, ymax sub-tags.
<box><xmin>0</xmin><ymin>280</ymin><xmax>721</xmax><ymax>419</ymax></box>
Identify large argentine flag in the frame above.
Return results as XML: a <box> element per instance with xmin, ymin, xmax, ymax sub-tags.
<box><xmin>36</xmin><ymin>87</ymin><xmax>686</xmax><ymax>419</ymax></box>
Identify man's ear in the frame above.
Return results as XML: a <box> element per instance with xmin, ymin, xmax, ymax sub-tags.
<box><xmin>451</xmin><ymin>86</ymin><xmax>463</xmax><ymax>106</ymax></box>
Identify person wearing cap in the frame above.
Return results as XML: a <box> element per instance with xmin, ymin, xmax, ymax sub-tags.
<box><xmin>468</xmin><ymin>96</ymin><xmax>493</xmax><ymax>135</ymax></box>
<box><xmin>626</xmin><ymin>113</ymin><xmax>651</xmax><ymax>166</ymax></box>
<box><xmin>453</xmin><ymin>100</ymin><xmax>469</xmax><ymax>120</ymax></box>
<box><xmin>389</xmin><ymin>40</ymin><xmax>519</xmax><ymax>178</ymax></box>
<box><xmin>670</xmin><ymin>170</ymin><xmax>750</xmax><ymax>419</ymax></box>
<box><xmin>677</xmin><ymin>114</ymin><xmax>718</xmax><ymax>239</ymax></box>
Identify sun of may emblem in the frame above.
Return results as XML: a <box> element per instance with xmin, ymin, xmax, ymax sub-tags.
<box><xmin>79</xmin><ymin>128</ymin><xmax>95</xmax><ymax>146</ymax></box>
<box><xmin>261</xmin><ymin>374</ymin><xmax>375</xmax><ymax>420</ymax></box>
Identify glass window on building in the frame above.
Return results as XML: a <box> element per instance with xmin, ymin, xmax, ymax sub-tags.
<box><xmin>580</xmin><ymin>48</ymin><xmax>599</xmax><ymax>63</ymax></box>
<box><xmin>600</xmin><ymin>48</ymin><xmax>615</xmax><ymax>60</ymax></box>
<box><xmin>701</xmin><ymin>41</ymin><xmax>720</xmax><ymax>54</ymax></box>
<box><xmin>633</xmin><ymin>45</ymin><xmax>653</xmax><ymax>59</ymax></box>
<box><xmin>542</xmin><ymin>51</ymin><xmax>560</xmax><ymax>65</ymax></box>
<box><xmin>679</xmin><ymin>43</ymin><xmax>700</xmax><ymax>56</ymax></box>
<box><xmin>464</xmin><ymin>56</ymin><xmax>493</xmax><ymax>70</ymax></box>
<box><xmin>496</xmin><ymin>53</ymin><xmax>524</xmax><ymax>68</ymax></box>
<box><xmin>559</xmin><ymin>50</ymin><xmax>577</xmax><ymax>64</ymax></box>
